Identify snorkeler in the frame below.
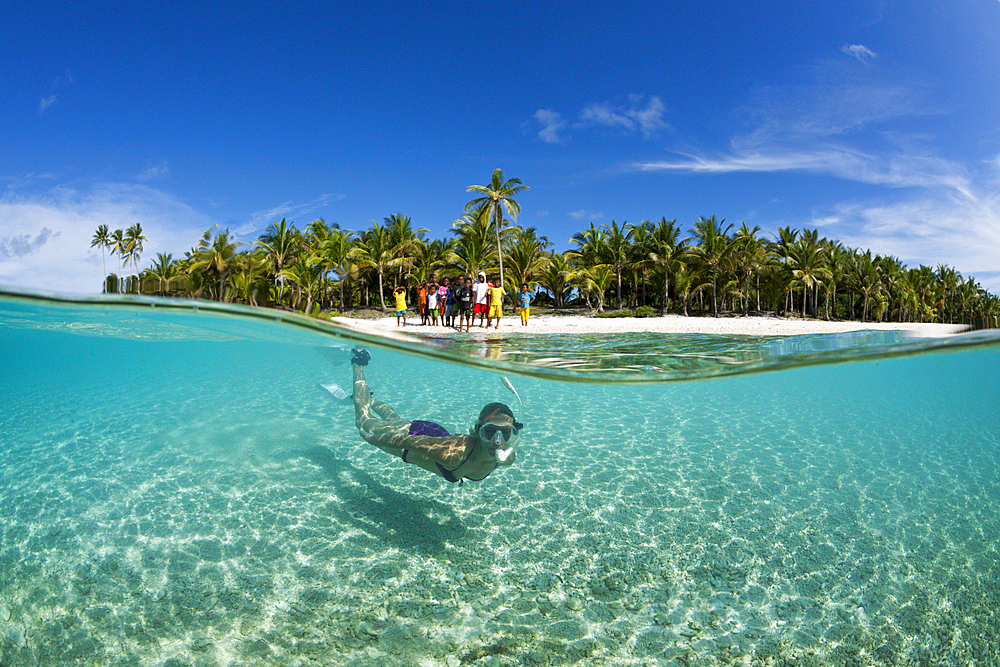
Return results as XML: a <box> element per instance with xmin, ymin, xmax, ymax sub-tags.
<box><xmin>348</xmin><ymin>348</ymin><xmax>522</xmax><ymax>484</ymax></box>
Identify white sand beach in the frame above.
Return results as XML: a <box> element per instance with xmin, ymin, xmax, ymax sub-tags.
<box><xmin>331</xmin><ymin>312</ymin><xmax>968</xmax><ymax>338</ymax></box>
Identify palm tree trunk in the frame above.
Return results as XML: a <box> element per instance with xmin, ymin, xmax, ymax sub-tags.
<box><xmin>377</xmin><ymin>271</ymin><xmax>387</xmax><ymax>310</ymax></box>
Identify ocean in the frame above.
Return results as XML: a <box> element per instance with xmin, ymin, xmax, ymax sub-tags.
<box><xmin>1</xmin><ymin>290</ymin><xmax>998</xmax><ymax>667</ymax></box>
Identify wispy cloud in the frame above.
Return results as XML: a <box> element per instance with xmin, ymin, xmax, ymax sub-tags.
<box><xmin>38</xmin><ymin>69</ymin><xmax>75</xmax><ymax>114</ymax></box>
<box><xmin>242</xmin><ymin>193</ymin><xmax>346</xmax><ymax>235</ymax></box>
<box><xmin>580</xmin><ymin>95</ymin><xmax>669</xmax><ymax>138</ymax></box>
<box><xmin>568</xmin><ymin>209</ymin><xmax>604</xmax><ymax>221</ymax></box>
<box><xmin>634</xmin><ymin>59</ymin><xmax>969</xmax><ymax>195</ymax></box>
<box><xmin>533</xmin><ymin>95</ymin><xmax>669</xmax><ymax>143</ymax></box>
<box><xmin>841</xmin><ymin>44</ymin><xmax>877</xmax><ymax>62</ymax></box>
<box><xmin>809</xmin><ymin>183</ymin><xmax>1000</xmax><ymax>292</ymax></box>
<box><xmin>138</xmin><ymin>160</ymin><xmax>170</xmax><ymax>181</ymax></box>
<box><xmin>534</xmin><ymin>109</ymin><xmax>566</xmax><ymax>144</ymax></box>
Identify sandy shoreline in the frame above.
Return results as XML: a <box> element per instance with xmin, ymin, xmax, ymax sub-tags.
<box><xmin>331</xmin><ymin>312</ymin><xmax>968</xmax><ymax>338</ymax></box>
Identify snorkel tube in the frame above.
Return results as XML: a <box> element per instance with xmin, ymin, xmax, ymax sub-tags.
<box><xmin>495</xmin><ymin>377</ymin><xmax>524</xmax><ymax>462</ymax></box>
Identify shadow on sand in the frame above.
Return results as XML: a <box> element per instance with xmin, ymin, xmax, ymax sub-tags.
<box><xmin>300</xmin><ymin>445</ymin><xmax>470</xmax><ymax>556</ymax></box>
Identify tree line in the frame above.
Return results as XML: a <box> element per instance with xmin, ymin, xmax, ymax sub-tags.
<box><xmin>89</xmin><ymin>170</ymin><xmax>999</xmax><ymax>328</ymax></box>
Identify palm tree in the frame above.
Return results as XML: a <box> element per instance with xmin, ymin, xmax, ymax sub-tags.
<box><xmin>124</xmin><ymin>223</ymin><xmax>146</xmax><ymax>294</ymax></box>
<box><xmin>258</xmin><ymin>219</ymin><xmax>302</xmax><ymax>302</ymax></box>
<box><xmin>412</xmin><ymin>238</ymin><xmax>451</xmax><ymax>283</ymax></box>
<box><xmin>537</xmin><ymin>251</ymin><xmax>575</xmax><ymax>308</ymax></box>
<box><xmin>732</xmin><ymin>221</ymin><xmax>767</xmax><ymax>316</ymax></box>
<box><xmin>451</xmin><ymin>233</ymin><xmax>491</xmax><ymax>281</ymax></box>
<box><xmin>145</xmin><ymin>252</ymin><xmax>176</xmax><ymax>295</ymax></box>
<box><xmin>647</xmin><ymin>217</ymin><xmax>687</xmax><ymax>314</ymax></box>
<box><xmin>690</xmin><ymin>215</ymin><xmax>734</xmax><ymax>316</ymax></box>
<box><xmin>772</xmin><ymin>226</ymin><xmax>799</xmax><ymax>314</ymax></box>
<box><xmin>504</xmin><ymin>227</ymin><xmax>552</xmax><ymax>293</ymax></box>
<box><xmin>787</xmin><ymin>233</ymin><xmax>831</xmax><ymax>318</ymax></box>
<box><xmin>466</xmin><ymin>169</ymin><xmax>529</xmax><ymax>289</ymax></box>
<box><xmin>600</xmin><ymin>220</ymin><xmax>632</xmax><ymax>310</ymax></box>
<box><xmin>190</xmin><ymin>227</ymin><xmax>244</xmax><ymax>301</ymax></box>
<box><xmin>91</xmin><ymin>225</ymin><xmax>112</xmax><ymax>291</ymax></box>
<box><xmin>351</xmin><ymin>221</ymin><xmax>408</xmax><ymax>310</ymax></box>
<box><xmin>384</xmin><ymin>212</ymin><xmax>426</xmax><ymax>286</ymax></box>
<box><xmin>576</xmin><ymin>264</ymin><xmax>615</xmax><ymax>313</ymax></box>
<box><xmin>110</xmin><ymin>228</ymin><xmax>126</xmax><ymax>293</ymax></box>
<box><xmin>318</xmin><ymin>229</ymin><xmax>357</xmax><ymax>310</ymax></box>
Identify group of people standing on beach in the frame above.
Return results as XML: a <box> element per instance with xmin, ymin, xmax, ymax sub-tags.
<box><xmin>392</xmin><ymin>271</ymin><xmax>534</xmax><ymax>330</ymax></box>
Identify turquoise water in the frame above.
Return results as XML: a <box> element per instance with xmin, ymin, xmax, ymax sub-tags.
<box><xmin>1</xmin><ymin>291</ymin><xmax>999</xmax><ymax>667</ymax></box>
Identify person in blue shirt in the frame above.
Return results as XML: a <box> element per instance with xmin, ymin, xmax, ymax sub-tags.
<box><xmin>517</xmin><ymin>284</ymin><xmax>534</xmax><ymax>326</ymax></box>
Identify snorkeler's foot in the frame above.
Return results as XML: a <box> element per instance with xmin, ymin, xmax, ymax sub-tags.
<box><xmin>350</xmin><ymin>348</ymin><xmax>371</xmax><ymax>367</ymax></box>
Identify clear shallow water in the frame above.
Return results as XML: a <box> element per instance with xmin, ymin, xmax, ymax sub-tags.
<box><xmin>1</xmin><ymin>291</ymin><xmax>999</xmax><ymax>667</ymax></box>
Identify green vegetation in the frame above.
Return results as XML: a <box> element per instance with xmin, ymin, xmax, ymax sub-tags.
<box><xmin>91</xmin><ymin>172</ymin><xmax>999</xmax><ymax>328</ymax></box>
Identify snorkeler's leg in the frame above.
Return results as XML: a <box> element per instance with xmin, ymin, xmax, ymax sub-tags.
<box><xmin>371</xmin><ymin>399</ymin><xmax>402</xmax><ymax>421</ymax></box>
<box><xmin>352</xmin><ymin>361</ymin><xmax>374</xmax><ymax>428</ymax></box>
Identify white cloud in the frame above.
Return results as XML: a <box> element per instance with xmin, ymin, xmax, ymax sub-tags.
<box><xmin>0</xmin><ymin>183</ymin><xmax>215</xmax><ymax>294</ymax></box>
<box><xmin>533</xmin><ymin>95</ymin><xmax>669</xmax><ymax>143</ymax></box>
<box><xmin>841</xmin><ymin>44</ymin><xmax>877</xmax><ymax>62</ymax></box>
<box><xmin>138</xmin><ymin>161</ymin><xmax>170</xmax><ymax>181</ymax></box>
<box><xmin>534</xmin><ymin>109</ymin><xmax>566</xmax><ymax>144</ymax></box>
<box><xmin>809</xmin><ymin>187</ymin><xmax>1000</xmax><ymax>293</ymax></box>
<box><xmin>568</xmin><ymin>210</ymin><xmax>604</xmax><ymax>221</ymax></box>
<box><xmin>39</xmin><ymin>95</ymin><xmax>58</xmax><ymax>113</ymax></box>
<box><xmin>579</xmin><ymin>95</ymin><xmax>669</xmax><ymax>138</ymax></box>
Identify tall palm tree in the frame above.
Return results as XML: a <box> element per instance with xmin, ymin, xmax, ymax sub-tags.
<box><xmin>537</xmin><ymin>251</ymin><xmax>574</xmax><ymax>308</ymax></box>
<box><xmin>451</xmin><ymin>233</ymin><xmax>491</xmax><ymax>281</ymax></box>
<box><xmin>258</xmin><ymin>219</ymin><xmax>301</xmax><ymax>302</ymax></box>
<box><xmin>319</xmin><ymin>229</ymin><xmax>357</xmax><ymax>310</ymax></box>
<box><xmin>110</xmin><ymin>229</ymin><xmax>127</xmax><ymax>293</ymax></box>
<box><xmin>772</xmin><ymin>226</ymin><xmax>799</xmax><ymax>314</ymax></box>
<box><xmin>732</xmin><ymin>222</ymin><xmax>767</xmax><ymax>316</ymax></box>
<box><xmin>787</xmin><ymin>233</ymin><xmax>831</xmax><ymax>318</ymax></box>
<box><xmin>384</xmin><ymin>212</ymin><xmax>426</xmax><ymax>286</ymax></box>
<box><xmin>576</xmin><ymin>264</ymin><xmax>615</xmax><ymax>313</ymax></box>
<box><xmin>690</xmin><ymin>215</ymin><xmax>734</xmax><ymax>316</ymax></box>
<box><xmin>91</xmin><ymin>225</ymin><xmax>112</xmax><ymax>291</ymax></box>
<box><xmin>190</xmin><ymin>227</ymin><xmax>244</xmax><ymax>301</ymax></box>
<box><xmin>466</xmin><ymin>169</ymin><xmax>529</xmax><ymax>289</ymax></box>
<box><xmin>504</xmin><ymin>227</ymin><xmax>552</xmax><ymax>293</ymax></box>
<box><xmin>351</xmin><ymin>221</ymin><xmax>408</xmax><ymax>310</ymax></box>
<box><xmin>124</xmin><ymin>223</ymin><xmax>147</xmax><ymax>294</ymax></box>
<box><xmin>647</xmin><ymin>217</ymin><xmax>687</xmax><ymax>315</ymax></box>
<box><xmin>145</xmin><ymin>252</ymin><xmax>176</xmax><ymax>295</ymax></box>
<box><xmin>600</xmin><ymin>220</ymin><xmax>633</xmax><ymax>310</ymax></box>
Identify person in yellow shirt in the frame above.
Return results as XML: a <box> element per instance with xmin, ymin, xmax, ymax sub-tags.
<box><xmin>392</xmin><ymin>285</ymin><xmax>407</xmax><ymax>327</ymax></box>
<box><xmin>486</xmin><ymin>281</ymin><xmax>506</xmax><ymax>329</ymax></box>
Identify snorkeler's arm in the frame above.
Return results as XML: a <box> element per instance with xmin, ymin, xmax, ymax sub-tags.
<box><xmin>394</xmin><ymin>434</ymin><xmax>473</xmax><ymax>468</ymax></box>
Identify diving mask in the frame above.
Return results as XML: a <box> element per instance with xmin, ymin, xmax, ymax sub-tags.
<box><xmin>478</xmin><ymin>421</ymin><xmax>521</xmax><ymax>447</ymax></box>
<box><xmin>479</xmin><ymin>419</ymin><xmax>521</xmax><ymax>463</ymax></box>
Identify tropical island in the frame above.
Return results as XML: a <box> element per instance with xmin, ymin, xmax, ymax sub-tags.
<box><xmin>88</xmin><ymin>170</ymin><xmax>999</xmax><ymax>331</ymax></box>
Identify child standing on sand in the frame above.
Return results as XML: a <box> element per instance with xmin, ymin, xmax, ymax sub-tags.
<box><xmin>426</xmin><ymin>282</ymin><xmax>439</xmax><ymax>326</ymax></box>
<box><xmin>517</xmin><ymin>284</ymin><xmax>533</xmax><ymax>326</ymax></box>
<box><xmin>486</xmin><ymin>281</ymin><xmax>506</xmax><ymax>329</ymax></box>
<box><xmin>393</xmin><ymin>286</ymin><xmax>407</xmax><ymax>327</ymax></box>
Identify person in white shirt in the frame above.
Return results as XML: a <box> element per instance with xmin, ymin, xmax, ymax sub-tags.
<box><xmin>472</xmin><ymin>271</ymin><xmax>491</xmax><ymax>328</ymax></box>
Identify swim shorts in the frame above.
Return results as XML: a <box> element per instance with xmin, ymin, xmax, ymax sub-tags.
<box><xmin>489</xmin><ymin>305</ymin><xmax>502</xmax><ymax>318</ymax></box>
<box><xmin>396</xmin><ymin>309</ymin><xmax>406</xmax><ymax>317</ymax></box>
<box><xmin>474</xmin><ymin>303</ymin><xmax>487</xmax><ymax>314</ymax></box>
<box><xmin>408</xmin><ymin>420</ymin><xmax>450</xmax><ymax>437</ymax></box>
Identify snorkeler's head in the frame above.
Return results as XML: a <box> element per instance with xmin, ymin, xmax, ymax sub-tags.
<box><xmin>473</xmin><ymin>402</ymin><xmax>524</xmax><ymax>452</ymax></box>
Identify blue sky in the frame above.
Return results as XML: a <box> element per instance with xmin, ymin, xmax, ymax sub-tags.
<box><xmin>2</xmin><ymin>0</ymin><xmax>999</xmax><ymax>294</ymax></box>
